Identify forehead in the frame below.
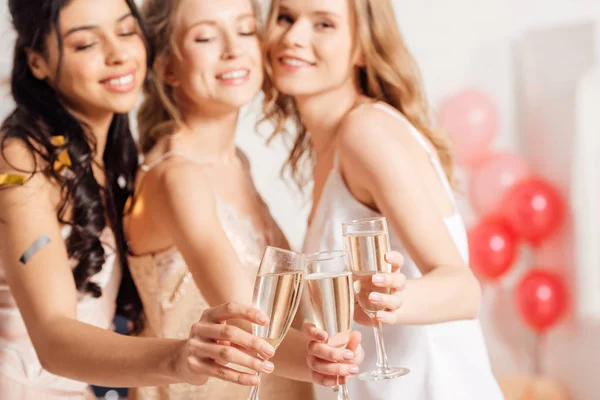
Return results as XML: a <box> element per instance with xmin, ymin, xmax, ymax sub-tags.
<box><xmin>177</xmin><ymin>0</ymin><xmax>256</xmax><ymax>28</ymax></box>
<box><xmin>277</xmin><ymin>0</ymin><xmax>352</xmax><ymax>19</ymax></box>
<box><xmin>58</xmin><ymin>0</ymin><xmax>132</xmax><ymax>33</ymax></box>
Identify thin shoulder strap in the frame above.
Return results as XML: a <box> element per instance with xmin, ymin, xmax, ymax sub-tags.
<box><xmin>131</xmin><ymin>151</ymin><xmax>212</xmax><ymax>208</ymax></box>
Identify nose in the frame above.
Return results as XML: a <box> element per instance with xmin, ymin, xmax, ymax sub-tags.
<box><xmin>106</xmin><ymin>38</ymin><xmax>130</xmax><ymax>65</ymax></box>
<box><xmin>221</xmin><ymin>33</ymin><xmax>243</xmax><ymax>60</ymax></box>
<box><xmin>282</xmin><ymin>19</ymin><xmax>311</xmax><ymax>48</ymax></box>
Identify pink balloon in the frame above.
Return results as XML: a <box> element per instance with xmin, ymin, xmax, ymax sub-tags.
<box><xmin>469</xmin><ymin>153</ymin><xmax>530</xmax><ymax>215</ymax></box>
<box><xmin>438</xmin><ymin>89</ymin><xmax>498</xmax><ymax>166</ymax></box>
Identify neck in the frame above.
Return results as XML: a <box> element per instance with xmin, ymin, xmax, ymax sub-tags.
<box><xmin>74</xmin><ymin>110</ymin><xmax>114</xmax><ymax>163</ymax></box>
<box><xmin>179</xmin><ymin>102</ymin><xmax>239</xmax><ymax>164</ymax></box>
<box><xmin>295</xmin><ymin>80</ymin><xmax>362</xmax><ymax>155</ymax></box>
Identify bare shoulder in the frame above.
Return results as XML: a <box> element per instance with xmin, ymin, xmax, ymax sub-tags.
<box><xmin>337</xmin><ymin>104</ymin><xmax>413</xmax><ymax>168</ymax></box>
<box><xmin>0</xmin><ymin>137</ymin><xmax>61</xmax><ymax>210</ymax></box>
<box><xmin>0</xmin><ymin>136</ymin><xmax>41</xmax><ymax>174</ymax></box>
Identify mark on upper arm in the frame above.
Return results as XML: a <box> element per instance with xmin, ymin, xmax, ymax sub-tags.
<box><xmin>19</xmin><ymin>235</ymin><xmax>52</xmax><ymax>264</ymax></box>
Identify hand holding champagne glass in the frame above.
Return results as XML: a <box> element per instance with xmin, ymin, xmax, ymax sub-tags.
<box><xmin>305</xmin><ymin>251</ymin><xmax>355</xmax><ymax>400</ymax></box>
<box><xmin>248</xmin><ymin>246</ymin><xmax>306</xmax><ymax>400</ymax></box>
<box><xmin>342</xmin><ymin>217</ymin><xmax>410</xmax><ymax>381</ymax></box>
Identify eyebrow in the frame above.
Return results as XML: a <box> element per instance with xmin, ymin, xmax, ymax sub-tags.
<box><xmin>63</xmin><ymin>12</ymin><xmax>133</xmax><ymax>37</ymax></box>
<box><xmin>188</xmin><ymin>13</ymin><xmax>256</xmax><ymax>29</ymax></box>
<box><xmin>279</xmin><ymin>6</ymin><xmax>341</xmax><ymax>19</ymax></box>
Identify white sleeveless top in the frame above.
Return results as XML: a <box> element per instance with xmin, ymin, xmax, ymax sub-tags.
<box><xmin>303</xmin><ymin>103</ymin><xmax>503</xmax><ymax>400</ymax></box>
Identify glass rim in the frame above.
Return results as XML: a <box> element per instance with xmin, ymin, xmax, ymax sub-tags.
<box><xmin>305</xmin><ymin>250</ymin><xmax>347</xmax><ymax>262</ymax></box>
<box><xmin>342</xmin><ymin>216</ymin><xmax>387</xmax><ymax>235</ymax></box>
<box><xmin>341</xmin><ymin>216</ymin><xmax>386</xmax><ymax>227</ymax></box>
<box><xmin>263</xmin><ymin>245</ymin><xmax>304</xmax><ymax>258</ymax></box>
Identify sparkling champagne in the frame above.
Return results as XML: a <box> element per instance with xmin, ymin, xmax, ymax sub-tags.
<box><xmin>344</xmin><ymin>231</ymin><xmax>392</xmax><ymax>316</ymax></box>
<box><xmin>252</xmin><ymin>271</ymin><xmax>304</xmax><ymax>349</ymax></box>
<box><xmin>306</xmin><ymin>272</ymin><xmax>354</xmax><ymax>346</ymax></box>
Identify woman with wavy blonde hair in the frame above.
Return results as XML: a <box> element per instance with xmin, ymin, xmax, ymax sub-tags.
<box><xmin>263</xmin><ymin>0</ymin><xmax>503</xmax><ymax>398</ymax></box>
<box><xmin>125</xmin><ymin>0</ymin><xmax>367</xmax><ymax>398</ymax></box>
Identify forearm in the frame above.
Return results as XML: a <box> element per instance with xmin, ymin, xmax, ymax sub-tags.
<box><xmin>395</xmin><ymin>267</ymin><xmax>481</xmax><ymax>325</ymax></box>
<box><xmin>35</xmin><ymin>317</ymin><xmax>184</xmax><ymax>387</ymax></box>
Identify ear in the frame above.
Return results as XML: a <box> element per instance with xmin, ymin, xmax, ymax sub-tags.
<box><xmin>153</xmin><ymin>54</ymin><xmax>180</xmax><ymax>88</ymax></box>
<box><xmin>26</xmin><ymin>49</ymin><xmax>50</xmax><ymax>80</ymax></box>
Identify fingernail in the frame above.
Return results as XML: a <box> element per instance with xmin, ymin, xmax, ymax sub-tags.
<box><xmin>262</xmin><ymin>345</ymin><xmax>275</xmax><ymax>357</ymax></box>
<box><xmin>372</xmin><ymin>275</ymin><xmax>385</xmax><ymax>283</ymax></box>
<box><xmin>257</xmin><ymin>313</ymin><xmax>269</xmax><ymax>324</ymax></box>
<box><xmin>343</xmin><ymin>350</ymin><xmax>354</xmax><ymax>360</ymax></box>
<box><xmin>250</xmin><ymin>375</ymin><xmax>261</xmax><ymax>385</ymax></box>
<box><xmin>316</xmin><ymin>331</ymin><xmax>328</xmax><ymax>341</ymax></box>
<box><xmin>369</xmin><ymin>292</ymin><xmax>382</xmax><ymax>302</ymax></box>
<box><xmin>376</xmin><ymin>311</ymin><xmax>387</xmax><ymax>321</ymax></box>
<box><xmin>349</xmin><ymin>365</ymin><xmax>359</xmax><ymax>374</ymax></box>
<box><xmin>261</xmin><ymin>361</ymin><xmax>274</xmax><ymax>373</ymax></box>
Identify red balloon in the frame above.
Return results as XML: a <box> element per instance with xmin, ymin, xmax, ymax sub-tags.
<box><xmin>468</xmin><ymin>216</ymin><xmax>519</xmax><ymax>281</ymax></box>
<box><xmin>515</xmin><ymin>269</ymin><xmax>569</xmax><ymax>332</ymax></box>
<box><xmin>502</xmin><ymin>178</ymin><xmax>565</xmax><ymax>246</ymax></box>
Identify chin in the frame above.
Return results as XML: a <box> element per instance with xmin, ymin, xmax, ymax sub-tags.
<box><xmin>107</xmin><ymin>98</ymin><xmax>141</xmax><ymax>114</ymax></box>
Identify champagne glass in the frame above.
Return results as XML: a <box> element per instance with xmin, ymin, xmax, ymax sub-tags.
<box><xmin>306</xmin><ymin>251</ymin><xmax>354</xmax><ymax>400</ymax></box>
<box><xmin>342</xmin><ymin>217</ymin><xmax>410</xmax><ymax>381</ymax></box>
<box><xmin>248</xmin><ymin>246</ymin><xmax>306</xmax><ymax>400</ymax></box>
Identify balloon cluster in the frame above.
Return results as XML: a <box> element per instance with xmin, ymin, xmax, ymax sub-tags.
<box><xmin>439</xmin><ymin>89</ymin><xmax>569</xmax><ymax>333</ymax></box>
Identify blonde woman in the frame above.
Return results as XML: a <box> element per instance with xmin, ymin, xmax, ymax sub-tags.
<box><xmin>262</xmin><ymin>0</ymin><xmax>504</xmax><ymax>399</ymax></box>
<box><xmin>125</xmin><ymin>0</ymin><xmax>365</xmax><ymax>398</ymax></box>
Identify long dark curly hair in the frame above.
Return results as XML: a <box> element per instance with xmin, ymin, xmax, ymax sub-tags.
<box><xmin>1</xmin><ymin>0</ymin><xmax>153</xmax><ymax>333</ymax></box>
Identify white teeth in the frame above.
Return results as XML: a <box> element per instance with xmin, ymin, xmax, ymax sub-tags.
<box><xmin>219</xmin><ymin>70</ymin><xmax>249</xmax><ymax>80</ymax></box>
<box><xmin>106</xmin><ymin>74</ymin><xmax>133</xmax><ymax>86</ymax></box>
<box><xmin>282</xmin><ymin>58</ymin><xmax>310</xmax><ymax>67</ymax></box>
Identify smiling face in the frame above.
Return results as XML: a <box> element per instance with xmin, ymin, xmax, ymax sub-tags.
<box><xmin>265</xmin><ymin>0</ymin><xmax>360</xmax><ymax>99</ymax></box>
<box><xmin>165</xmin><ymin>0</ymin><xmax>263</xmax><ymax>113</ymax></box>
<box><xmin>28</xmin><ymin>0</ymin><xmax>147</xmax><ymax>118</ymax></box>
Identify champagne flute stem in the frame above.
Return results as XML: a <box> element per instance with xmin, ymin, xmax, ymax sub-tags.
<box><xmin>372</xmin><ymin>321</ymin><xmax>390</xmax><ymax>370</ymax></box>
<box><xmin>247</xmin><ymin>372</ymin><xmax>262</xmax><ymax>400</ymax></box>
<box><xmin>337</xmin><ymin>383</ymin><xmax>350</xmax><ymax>400</ymax></box>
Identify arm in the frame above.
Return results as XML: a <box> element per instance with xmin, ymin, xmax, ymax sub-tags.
<box><xmin>338</xmin><ymin>111</ymin><xmax>481</xmax><ymax>325</ymax></box>
<box><xmin>0</xmin><ymin>144</ymin><xmax>272</xmax><ymax>388</ymax></box>
<box><xmin>153</xmin><ymin>161</ymin><xmax>361</xmax><ymax>382</ymax></box>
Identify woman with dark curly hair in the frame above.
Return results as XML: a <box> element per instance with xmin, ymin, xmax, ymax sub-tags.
<box><xmin>0</xmin><ymin>0</ymin><xmax>277</xmax><ymax>398</ymax></box>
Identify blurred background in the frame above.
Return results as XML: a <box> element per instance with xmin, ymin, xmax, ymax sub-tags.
<box><xmin>1</xmin><ymin>0</ymin><xmax>599</xmax><ymax>399</ymax></box>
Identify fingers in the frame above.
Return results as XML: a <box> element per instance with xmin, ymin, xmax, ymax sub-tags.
<box><xmin>375</xmin><ymin>310</ymin><xmax>399</xmax><ymax>324</ymax></box>
<box><xmin>307</xmin><ymin>355</ymin><xmax>360</xmax><ymax>377</ymax></box>
<box><xmin>371</xmin><ymin>272</ymin><xmax>407</xmax><ymax>291</ymax></box>
<box><xmin>385</xmin><ymin>251</ymin><xmax>404</xmax><ymax>272</ymax></box>
<box><xmin>301</xmin><ymin>322</ymin><xmax>328</xmax><ymax>342</ymax></box>
<box><xmin>187</xmin><ymin>356</ymin><xmax>261</xmax><ymax>386</ymax></box>
<box><xmin>191</xmin><ymin>323</ymin><xmax>275</xmax><ymax>359</ymax></box>
<box><xmin>307</xmin><ymin>341</ymin><xmax>356</xmax><ymax>363</ymax></box>
<box><xmin>368</xmin><ymin>291</ymin><xmax>403</xmax><ymax>310</ymax></box>
<box><xmin>311</xmin><ymin>371</ymin><xmax>348</xmax><ymax>387</ymax></box>
<box><xmin>201</xmin><ymin>302</ymin><xmax>269</xmax><ymax>326</ymax></box>
<box><xmin>193</xmin><ymin>341</ymin><xmax>275</xmax><ymax>374</ymax></box>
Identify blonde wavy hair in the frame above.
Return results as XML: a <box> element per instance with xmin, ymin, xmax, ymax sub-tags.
<box><xmin>262</xmin><ymin>0</ymin><xmax>454</xmax><ymax>188</ymax></box>
<box><xmin>138</xmin><ymin>0</ymin><xmax>262</xmax><ymax>154</ymax></box>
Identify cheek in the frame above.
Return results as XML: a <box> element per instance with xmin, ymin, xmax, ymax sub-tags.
<box><xmin>57</xmin><ymin>55</ymin><xmax>102</xmax><ymax>92</ymax></box>
<box><xmin>180</xmin><ymin>45</ymin><xmax>215</xmax><ymax>79</ymax></box>
<box><xmin>318</xmin><ymin>37</ymin><xmax>353</xmax><ymax>73</ymax></box>
<box><xmin>129</xmin><ymin>38</ymin><xmax>148</xmax><ymax>69</ymax></box>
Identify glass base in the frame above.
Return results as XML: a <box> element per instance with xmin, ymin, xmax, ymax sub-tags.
<box><xmin>357</xmin><ymin>367</ymin><xmax>410</xmax><ymax>381</ymax></box>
